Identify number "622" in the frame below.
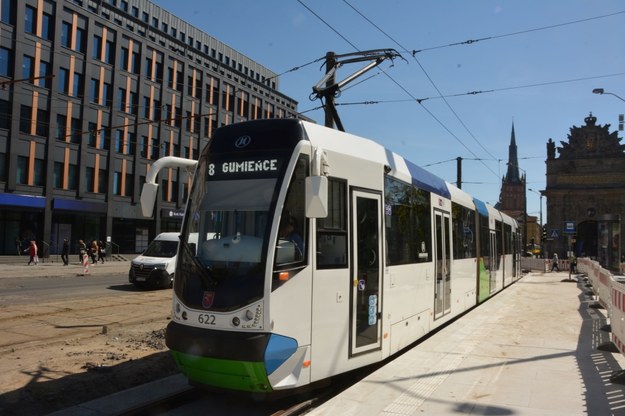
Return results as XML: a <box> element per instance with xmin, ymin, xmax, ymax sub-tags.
<box><xmin>198</xmin><ymin>314</ymin><xmax>216</xmax><ymax>325</ymax></box>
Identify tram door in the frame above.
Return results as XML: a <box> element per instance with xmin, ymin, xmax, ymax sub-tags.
<box><xmin>350</xmin><ymin>190</ymin><xmax>382</xmax><ymax>356</ymax></box>
<box><xmin>434</xmin><ymin>211</ymin><xmax>451</xmax><ymax>319</ymax></box>
<box><xmin>489</xmin><ymin>231</ymin><xmax>497</xmax><ymax>293</ymax></box>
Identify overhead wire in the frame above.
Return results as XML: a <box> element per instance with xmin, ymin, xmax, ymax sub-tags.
<box><xmin>341</xmin><ymin>0</ymin><xmax>501</xmax><ymax>176</ymax></box>
<box><xmin>410</xmin><ymin>9</ymin><xmax>625</xmax><ymax>54</ymax></box>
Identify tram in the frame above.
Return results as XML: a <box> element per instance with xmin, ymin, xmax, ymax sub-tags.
<box><xmin>140</xmin><ymin>118</ymin><xmax>522</xmax><ymax>393</ymax></box>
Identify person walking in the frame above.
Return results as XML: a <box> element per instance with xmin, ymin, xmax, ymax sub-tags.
<box><xmin>61</xmin><ymin>238</ymin><xmax>70</xmax><ymax>266</ymax></box>
<box><xmin>90</xmin><ymin>240</ymin><xmax>98</xmax><ymax>264</ymax></box>
<box><xmin>78</xmin><ymin>240</ymin><xmax>87</xmax><ymax>263</ymax></box>
<box><xmin>97</xmin><ymin>240</ymin><xmax>106</xmax><ymax>263</ymax></box>
<box><xmin>15</xmin><ymin>237</ymin><xmax>21</xmax><ymax>255</ymax></box>
<box><xmin>551</xmin><ymin>253</ymin><xmax>560</xmax><ymax>272</ymax></box>
<box><xmin>25</xmin><ymin>240</ymin><xmax>38</xmax><ymax>265</ymax></box>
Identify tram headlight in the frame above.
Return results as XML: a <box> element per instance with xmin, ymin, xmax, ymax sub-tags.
<box><xmin>245</xmin><ymin>309</ymin><xmax>254</xmax><ymax>321</ymax></box>
<box><xmin>232</xmin><ymin>317</ymin><xmax>240</xmax><ymax>327</ymax></box>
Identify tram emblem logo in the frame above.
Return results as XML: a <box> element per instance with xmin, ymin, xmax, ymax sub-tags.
<box><xmin>235</xmin><ymin>135</ymin><xmax>252</xmax><ymax>148</ymax></box>
<box><xmin>202</xmin><ymin>291</ymin><xmax>215</xmax><ymax>308</ymax></box>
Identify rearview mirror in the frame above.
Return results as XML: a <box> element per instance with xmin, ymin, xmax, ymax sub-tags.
<box><xmin>305</xmin><ymin>176</ymin><xmax>328</xmax><ymax>218</ymax></box>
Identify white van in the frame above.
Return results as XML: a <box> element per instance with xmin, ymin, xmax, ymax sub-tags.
<box><xmin>129</xmin><ymin>232</ymin><xmax>179</xmax><ymax>289</ymax></box>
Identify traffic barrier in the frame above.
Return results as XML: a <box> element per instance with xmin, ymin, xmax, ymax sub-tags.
<box><xmin>82</xmin><ymin>253</ymin><xmax>89</xmax><ymax>275</ymax></box>
<box><xmin>578</xmin><ymin>257</ymin><xmax>625</xmax><ymax>358</ymax></box>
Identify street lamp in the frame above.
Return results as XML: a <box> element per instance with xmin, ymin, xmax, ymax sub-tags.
<box><xmin>592</xmin><ymin>88</ymin><xmax>625</xmax><ymax>103</ymax></box>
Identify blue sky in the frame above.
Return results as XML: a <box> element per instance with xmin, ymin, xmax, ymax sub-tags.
<box><xmin>152</xmin><ymin>0</ymin><xmax>625</xmax><ymax>222</ymax></box>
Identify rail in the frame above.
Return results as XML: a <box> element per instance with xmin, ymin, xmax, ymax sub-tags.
<box><xmin>578</xmin><ymin>258</ymin><xmax>625</xmax><ymax>364</ymax></box>
<box><xmin>107</xmin><ymin>241</ymin><xmax>120</xmax><ymax>255</ymax></box>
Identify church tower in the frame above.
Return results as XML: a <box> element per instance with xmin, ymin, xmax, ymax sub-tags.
<box><xmin>498</xmin><ymin>122</ymin><xmax>526</xmax><ymax>218</ymax></box>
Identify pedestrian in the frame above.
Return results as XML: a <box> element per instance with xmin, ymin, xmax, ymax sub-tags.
<box><xmin>569</xmin><ymin>254</ymin><xmax>577</xmax><ymax>277</ymax></box>
<box><xmin>61</xmin><ymin>238</ymin><xmax>70</xmax><ymax>266</ymax></box>
<box><xmin>78</xmin><ymin>240</ymin><xmax>87</xmax><ymax>263</ymax></box>
<box><xmin>90</xmin><ymin>240</ymin><xmax>98</xmax><ymax>264</ymax></box>
<box><xmin>25</xmin><ymin>240</ymin><xmax>38</xmax><ymax>265</ymax></box>
<box><xmin>15</xmin><ymin>237</ymin><xmax>21</xmax><ymax>255</ymax></box>
<box><xmin>551</xmin><ymin>253</ymin><xmax>560</xmax><ymax>272</ymax></box>
<box><xmin>98</xmin><ymin>240</ymin><xmax>106</xmax><ymax>263</ymax></box>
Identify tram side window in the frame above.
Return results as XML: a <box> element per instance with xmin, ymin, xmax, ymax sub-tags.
<box><xmin>479</xmin><ymin>214</ymin><xmax>490</xmax><ymax>269</ymax></box>
<box><xmin>452</xmin><ymin>202</ymin><xmax>476</xmax><ymax>259</ymax></box>
<box><xmin>316</xmin><ymin>178</ymin><xmax>347</xmax><ymax>269</ymax></box>
<box><xmin>384</xmin><ymin>176</ymin><xmax>432</xmax><ymax>265</ymax></box>
<box><xmin>504</xmin><ymin>223</ymin><xmax>512</xmax><ymax>254</ymax></box>
<box><xmin>276</xmin><ymin>155</ymin><xmax>309</xmax><ymax>267</ymax></box>
<box><xmin>496</xmin><ymin>220</ymin><xmax>503</xmax><ymax>268</ymax></box>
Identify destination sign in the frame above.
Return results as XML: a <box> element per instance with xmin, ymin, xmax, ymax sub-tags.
<box><xmin>207</xmin><ymin>158</ymin><xmax>281</xmax><ymax>178</ymax></box>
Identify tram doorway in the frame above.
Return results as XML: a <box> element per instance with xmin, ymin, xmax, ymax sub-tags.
<box><xmin>350</xmin><ymin>190</ymin><xmax>382</xmax><ymax>356</ymax></box>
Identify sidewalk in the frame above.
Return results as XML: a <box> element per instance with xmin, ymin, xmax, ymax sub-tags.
<box><xmin>0</xmin><ymin>258</ymin><xmax>133</xmax><ymax>279</ymax></box>
<box><xmin>309</xmin><ymin>271</ymin><xmax>625</xmax><ymax>415</ymax></box>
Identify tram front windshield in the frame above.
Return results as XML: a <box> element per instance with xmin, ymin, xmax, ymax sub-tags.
<box><xmin>176</xmin><ymin>176</ymin><xmax>277</xmax><ymax>312</ymax></box>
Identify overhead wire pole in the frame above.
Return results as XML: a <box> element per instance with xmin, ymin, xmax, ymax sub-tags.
<box><xmin>323</xmin><ymin>52</ymin><xmax>337</xmax><ymax>129</ymax></box>
<box><xmin>456</xmin><ymin>157</ymin><xmax>462</xmax><ymax>189</ymax></box>
<box><xmin>312</xmin><ymin>48</ymin><xmax>402</xmax><ymax>131</ymax></box>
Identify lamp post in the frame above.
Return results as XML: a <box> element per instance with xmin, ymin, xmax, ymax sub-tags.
<box><xmin>592</xmin><ymin>88</ymin><xmax>625</xmax><ymax>103</ymax></box>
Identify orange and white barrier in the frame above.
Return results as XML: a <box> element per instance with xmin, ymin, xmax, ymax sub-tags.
<box><xmin>82</xmin><ymin>253</ymin><xmax>89</xmax><ymax>275</ymax></box>
<box><xmin>578</xmin><ymin>257</ymin><xmax>625</xmax><ymax>355</ymax></box>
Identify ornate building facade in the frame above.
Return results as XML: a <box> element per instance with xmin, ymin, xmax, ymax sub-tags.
<box><xmin>544</xmin><ymin>113</ymin><xmax>625</xmax><ymax>270</ymax></box>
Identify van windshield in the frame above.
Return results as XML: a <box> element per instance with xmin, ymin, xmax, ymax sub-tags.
<box><xmin>143</xmin><ymin>240</ymin><xmax>178</xmax><ymax>258</ymax></box>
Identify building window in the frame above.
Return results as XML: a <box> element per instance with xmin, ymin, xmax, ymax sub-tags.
<box><xmin>113</xmin><ymin>171</ymin><xmax>121</xmax><ymax>195</ymax></box>
<box><xmin>102</xmin><ymin>82</ymin><xmax>111</xmax><ymax>106</ymax></box>
<box><xmin>34</xmin><ymin>158</ymin><xmax>44</xmax><ymax>186</ymax></box>
<box><xmin>90</xmin><ymin>78</ymin><xmax>99</xmax><ymax>103</ymax></box>
<box><xmin>0</xmin><ymin>99</ymin><xmax>10</xmax><ymax>129</ymax></box>
<box><xmin>16</xmin><ymin>156</ymin><xmax>27</xmax><ymax>184</ymax></box>
<box><xmin>72</xmin><ymin>72</ymin><xmax>83</xmax><ymax>97</ymax></box>
<box><xmin>141</xmin><ymin>11</ymin><xmax>148</xmax><ymax>23</ymax></box>
<box><xmin>38</xmin><ymin>60</ymin><xmax>50</xmax><ymax>88</ymax></box>
<box><xmin>126</xmin><ymin>131</ymin><xmax>135</xmax><ymax>155</ymax></box>
<box><xmin>56</xmin><ymin>114</ymin><xmax>67</xmax><ymax>140</ymax></box>
<box><xmin>98</xmin><ymin>169</ymin><xmax>107</xmax><ymax>192</ymax></box>
<box><xmin>1</xmin><ymin>0</ymin><xmax>14</xmax><ymax>24</ymax></box>
<box><xmin>105</xmin><ymin>40</ymin><xmax>114</xmax><ymax>65</ymax></box>
<box><xmin>117</xmin><ymin>87</ymin><xmax>126</xmax><ymax>111</ymax></box>
<box><xmin>22</xmin><ymin>55</ymin><xmax>33</xmax><ymax>80</ymax></box>
<box><xmin>58</xmin><ymin>67</ymin><xmax>69</xmax><ymax>93</ymax></box>
<box><xmin>85</xmin><ymin>166</ymin><xmax>94</xmax><ymax>192</ymax></box>
<box><xmin>75</xmin><ymin>27</ymin><xmax>86</xmax><ymax>53</ymax></box>
<box><xmin>36</xmin><ymin>109</ymin><xmax>48</xmax><ymax>137</ymax></box>
<box><xmin>53</xmin><ymin>162</ymin><xmax>63</xmax><ymax>188</ymax></box>
<box><xmin>24</xmin><ymin>5</ymin><xmax>36</xmax><ymax>34</ymax></box>
<box><xmin>68</xmin><ymin>163</ymin><xmax>78</xmax><ymax>190</ymax></box>
<box><xmin>19</xmin><ymin>105</ymin><xmax>31</xmax><ymax>134</ymax></box>
<box><xmin>115</xmin><ymin>129</ymin><xmax>123</xmax><ymax>153</ymax></box>
<box><xmin>120</xmin><ymin>46</ymin><xmax>128</xmax><ymax>71</ymax></box>
<box><xmin>41</xmin><ymin>12</ymin><xmax>53</xmax><ymax>41</ymax></box>
<box><xmin>131</xmin><ymin>6</ymin><xmax>138</xmax><ymax>17</ymax></box>
<box><xmin>61</xmin><ymin>22</ymin><xmax>71</xmax><ymax>48</ymax></box>
<box><xmin>88</xmin><ymin>122</ymin><xmax>97</xmax><ymax>146</ymax></box>
<box><xmin>92</xmin><ymin>35</ymin><xmax>102</xmax><ymax>60</ymax></box>
<box><xmin>0</xmin><ymin>47</ymin><xmax>12</xmax><ymax>77</ymax></box>
<box><xmin>70</xmin><ymin>117</ymin><xmax>81</xmax><ymax>144</ymax></box>
<box><xmin>140</xmin><ymin>135</ymin><xmax>147</xmax><ymax>157</ymax></box>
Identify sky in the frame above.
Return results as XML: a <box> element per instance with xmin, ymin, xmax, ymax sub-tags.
<box><xmin>152</xmin><ymin>0</ymin><xmax>625</xmax><ymax>222</ymax></box>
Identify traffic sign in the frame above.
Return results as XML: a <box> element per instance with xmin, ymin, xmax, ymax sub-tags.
<box><xmin>550</xmin><ymin>229</ymin><xmax>559</xmax><ymax>239</ymax></box>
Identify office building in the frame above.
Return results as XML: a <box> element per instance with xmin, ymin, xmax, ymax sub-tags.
<box><xmin>0</xmin><ymin>0</ymin><xmax>299</xmax><ymax>255</ymax></box>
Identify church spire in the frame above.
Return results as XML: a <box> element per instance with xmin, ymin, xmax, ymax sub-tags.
<box><xmin>504</xmin><ymin>122</ymin><xmax>522</xmax><ymax>184</ymax></box>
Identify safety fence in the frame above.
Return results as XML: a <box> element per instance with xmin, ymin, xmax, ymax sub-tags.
<box><xmin>578</xmin><ymin>258</ymin><xmax>625</xmax><ymax>356</ymax></box>
<box><xmin>520</xmin><ymin>257</ymin><xmax>571</xmax><ymax>273</ymax></box>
